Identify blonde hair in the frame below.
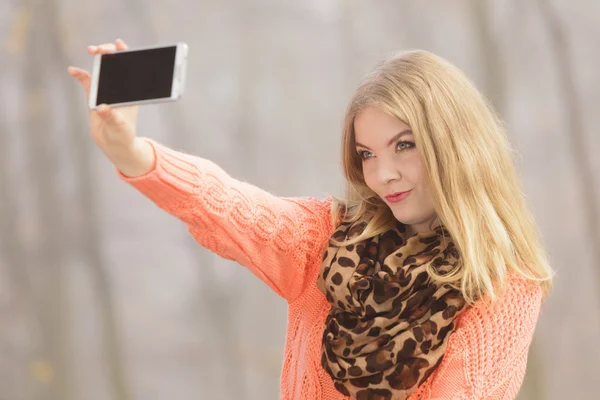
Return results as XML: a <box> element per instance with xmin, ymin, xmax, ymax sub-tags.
<box><xmin>330</xmin><ymin>50</ymin><xmax>554</xmax><ymax>305</ymax></box>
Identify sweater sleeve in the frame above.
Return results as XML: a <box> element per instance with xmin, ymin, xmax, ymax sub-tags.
<box><xmin>426</xmin><ymin>275</ymin><xmax>543</xmax><ymax>400</ymax></box>
<box><xmin>117</xmin><ymin>138</ymin><xmax>335</xmax><ymax>302</ymax></box>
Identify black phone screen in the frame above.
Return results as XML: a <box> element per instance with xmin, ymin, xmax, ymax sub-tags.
<box><xmin>96</xmin><ymin>46</ymin><xmax>177</xmax><ymax>105</ymax></box>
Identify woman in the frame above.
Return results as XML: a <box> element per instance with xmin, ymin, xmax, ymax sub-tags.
<box><xmin>68</xmin><ymin>39</ymin><xmax>553</xmax><ymax>400</ymax></box>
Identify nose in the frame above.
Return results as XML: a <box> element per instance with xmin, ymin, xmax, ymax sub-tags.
<box><xmin>376</xmin><ymin>157</ymin><xmax>402</xmax><ymax>185</ymax></box>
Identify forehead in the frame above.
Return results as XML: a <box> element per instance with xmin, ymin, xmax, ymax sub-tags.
<box><xmin>354</xmin><ymin>107</ymin><xmax>411</xmax><ymax>142</ymax></box>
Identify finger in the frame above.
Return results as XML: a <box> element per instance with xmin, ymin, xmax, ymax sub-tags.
<box><xmin>97</xmin><ymin>105</ymin><xmax>128</xmax><ymax>129</ymax></box>
<box><xmin>98</xmin><ymin>43</ymin><xmax>117</xmax><ymax>53</ymax></box>
<box><xmin>115</xmin><ymin>38</ymin><xmax>129</xmax><ymax>51</ymax></box>
<box><xmin>87</xmin><ymin>43</ymin><xmax>117</xmax><ymax>55</ymax></box>
<box><xmin>67</xmin><ymin>66</ymin><xmax>91</xmax><ymax>98</ymax></box>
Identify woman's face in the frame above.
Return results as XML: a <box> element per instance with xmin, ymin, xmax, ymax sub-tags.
<box><xmin>354</xmin><ymin>106</ymin><xmax>439</xmax><ymax>234</ymax></box>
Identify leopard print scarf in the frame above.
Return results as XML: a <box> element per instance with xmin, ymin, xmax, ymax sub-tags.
<box><xmin>317</xmin><ymin>220</ymin><xmax>467</xmax><ymax>400</ymax></box>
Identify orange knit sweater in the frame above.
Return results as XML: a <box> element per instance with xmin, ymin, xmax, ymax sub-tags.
<box><xmin>118</xmin><ymin>138</ymin><xmax>543</xmax><ymax>400</ymax></box>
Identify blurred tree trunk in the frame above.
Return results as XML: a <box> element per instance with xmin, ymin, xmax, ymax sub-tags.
<box><xmin>534</xmin><ymin>1</ymin><xmax>600</xmax><ymax>398</ymax></box>
<box><xmin>65</xmin><ymin>85</ymin><xmax>132</xmax><ymax>400</ymax></box>
<box><xmin>57</xmin><ymin>40</ymin><xmax>133</xmax><ymax>400</ymax></box>
<box><xmin>534</xmin><ymin>1</ymin><xmax>600</xmax><ymax>391</ymax></box>
<box><xmin>51</xmin><ymin>3</ymin><xmax>132</xmax><ymax>400</ymax></box>
<box><xmin>19</xmin><ymin>1</ymin><xmax>132</xmax><ymax>400</ymax></box>
<box><xmin>537</xmin><ymin>0</ymin><xmax>600</xmax><ymax>276</ymax></box>
<box><xmin>468</xmin><ymin>0</ymin><xmax>506</xmax><ymax>117</ymax></box>
<box><xmin>23</xmin><ymin>1</ymin><xmax>73</xmax><ymax>398</ymax></box>
<box><xmin>0</xmin><ymin>108</ymin><xmax>46</xmax><ymax>400</ymax></box>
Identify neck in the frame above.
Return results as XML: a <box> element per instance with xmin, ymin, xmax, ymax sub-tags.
<box><xmin>407</xmin><ymin>218</ymin><xmax>441</xmax><ymax>236</ymax></box>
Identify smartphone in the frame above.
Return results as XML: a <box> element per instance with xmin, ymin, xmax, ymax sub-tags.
<box><xmin>88</xmin><ymin>42</ymin><xmax>188</xmax><ymax>109</ymax></box>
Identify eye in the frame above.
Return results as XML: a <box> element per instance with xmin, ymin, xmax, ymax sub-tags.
<box><xmin>357</xmin><ymin>150</ymin><xmax>374</xmax><ymax>160</ymax></box>
<box><xmin>396</xmin><ymin>141</ymin><xmax>415</xmax><ymax>151</ymax></box>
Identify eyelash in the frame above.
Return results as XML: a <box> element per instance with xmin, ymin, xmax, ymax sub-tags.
<box><xmin>357</xmin><ymin>141</ymin><xmax>415</xmax><ymax>160</ymax></box>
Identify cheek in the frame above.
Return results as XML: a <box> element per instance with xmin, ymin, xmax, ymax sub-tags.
<box><xmin>403</xmin><ymin>156</ymin><xmax>427</xmax><ymax>187</ymax></box>
<box><xmin>415</xmin><ymin>183</ymin><xmax>434</xmax><ymax>205</ymax></box>
<box><xmin>410</xmin><ymin>168</ymin><xmax>435</xmax><ymax>208</ymax></box>
<box><xmin>360</xmin><ymin>163</ymin><xmax>378</xmax><ymax>191</ymax></box>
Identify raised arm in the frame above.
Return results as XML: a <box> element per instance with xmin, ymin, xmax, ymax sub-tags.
<box><xmin>67</xmin><ymin>39</ymin><xmax>336</xmax><ymax>302</ymax></box>
<box><xmin>119</xmin><ymin>138</ymin><xmax>335</xmax><ymax>301</ymax></box>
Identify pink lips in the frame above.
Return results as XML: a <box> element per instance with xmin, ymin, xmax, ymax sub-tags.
<box><xmin>385</xmin><ymin>190</ymin><xmax>411</xmax><ymax>203</ymax></box>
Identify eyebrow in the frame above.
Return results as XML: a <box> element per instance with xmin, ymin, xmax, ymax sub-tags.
<box><xmin>355</xmin><ymin>129</ymin><xmax>413</xmax><ymax>150</ymax></box>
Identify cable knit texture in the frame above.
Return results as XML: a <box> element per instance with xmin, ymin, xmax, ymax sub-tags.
<box><xmin>119</xmin><ymin>138</ymin><xmax>543</xmax><ymax>400</ymax></box>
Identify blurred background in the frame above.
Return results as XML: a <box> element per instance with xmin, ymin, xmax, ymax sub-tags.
<box><xmin>1</xmin><ymin>0</ymin><xmax>599</xmax><ymax>399</ymax></box>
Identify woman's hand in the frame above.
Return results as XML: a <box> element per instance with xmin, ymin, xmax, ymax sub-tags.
<box><xmin>67</xmin><ymin>39</ymin><xmax>155</xmax><ymax>177</ymax></box>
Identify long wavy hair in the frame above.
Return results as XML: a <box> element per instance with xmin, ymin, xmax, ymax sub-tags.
<box><xmin>330</xmin><ymin>50</ymin><xmax>554</xmax><ymax>305</ymax></box>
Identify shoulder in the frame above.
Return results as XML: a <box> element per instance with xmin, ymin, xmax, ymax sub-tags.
<box><xmin>457</xmin><ymin>273</ymin><xmax>543</xmax><ymax>339</ymax></box>
<box><xmin>452</xmin><ymin>273</ymin><xmax>543</xmax><ymax>394</ymax></box>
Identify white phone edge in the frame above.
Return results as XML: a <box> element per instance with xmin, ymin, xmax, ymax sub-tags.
<box><xmin>88</xmin><ymin>42</ymin><xmax>188</xmax><ymax>110</ymax></box>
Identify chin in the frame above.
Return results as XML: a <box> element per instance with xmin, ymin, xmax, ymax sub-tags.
<box><xmin>390</xmin><ymin>212</ymin><xmax>411</xmax><ymax>225</ymax></box>
<box><xmin>391</xmin><ymin>210</ymin><xmax>424</xmax><ymax>225</ymax></box>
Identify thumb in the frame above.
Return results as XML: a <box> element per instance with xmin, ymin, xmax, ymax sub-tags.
<box><xmin>97</xmin><ymin>104</ymin><xmax>128</xmax><ymax>129</ymax></box>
